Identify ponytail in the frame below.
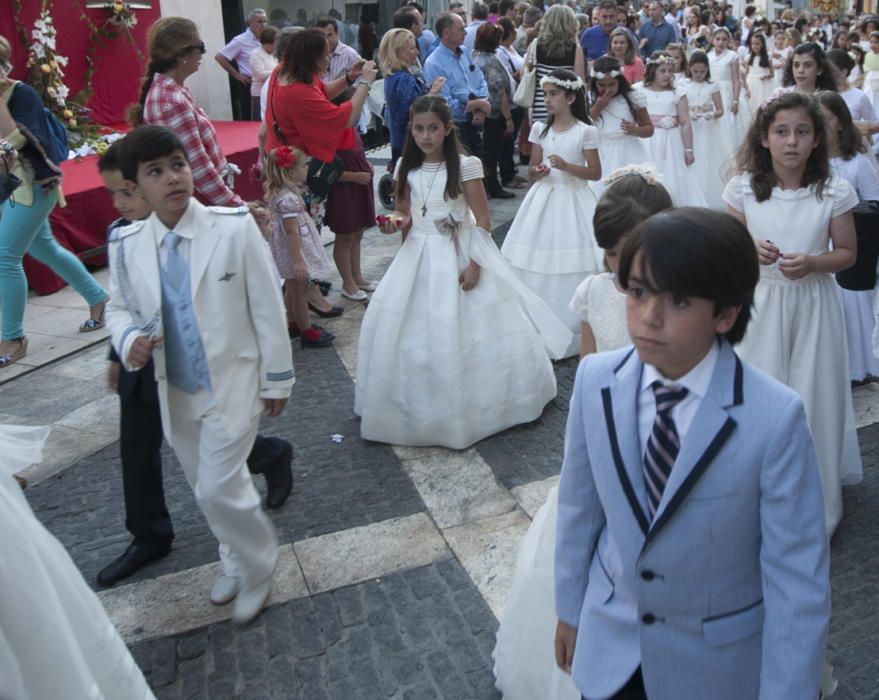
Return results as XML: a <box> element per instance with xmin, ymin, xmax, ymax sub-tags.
<box><xmin>126</xmin><ymin>57</ymin><xmax>174</xmax><ymax>127</ymax></box>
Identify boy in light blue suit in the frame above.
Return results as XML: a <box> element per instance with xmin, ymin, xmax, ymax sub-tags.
<box><xmin>554</xmin><ymin>208</ymin><xmax>831</xmax><ymax>700</ymax></box>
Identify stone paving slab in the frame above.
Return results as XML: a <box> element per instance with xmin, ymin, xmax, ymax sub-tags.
<box><xmin>130</xmin><ymin>560</ymin><xmax>501</xmax><ymax>700</ymax></box>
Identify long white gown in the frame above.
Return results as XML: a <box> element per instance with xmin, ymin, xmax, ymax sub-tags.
<box><xmin>639</xmin><ymin>85</ymin><xmax>709</xmax><ymax>208</ymax></box>
<box><xmin>724</xmin><ymin>174</ymin><xmax>863</xmax><ymax>536</ymax></box>
<box><xmin>708</xmin><ymin>48</ymin><xmax>752</xmax><ymax>147</ymax></box>
<box><xmin>501</xmin><ymin>121</ymin><xmax>603</xmax><ymax>358</ymax></box>
<box><xmin>590</xmin><ymin>91</ymin><xmax>652</xmax><ymax>199</ymax></box>
<box><xmin>493</xmin><ymin>272</ymin><xmax>630</xmax><ymax>700</ymax></box>
<box><xmin>0</xmin><ymin>425</ymin><xmax>155</xmax><ymax>700</ymax></box>
<box><xmin>831</xmin><ymin>153</ymin><xmax>879</xmax><ymax>381</ymax></box>
<box><xmin>355</xmin><ymin>155</ymin><xmax>572</xmax><ymax>449</ymax></box>
<box><xmin>745</xmin><ymin>61</ymin><xmax>776</xmax><ymax>114</ymax></box>
<box><xmin>678</xmin><ymin>77</ymin><xmax>733</xmax><ymax>209</ymax></box>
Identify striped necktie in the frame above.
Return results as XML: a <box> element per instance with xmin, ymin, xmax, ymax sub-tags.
<box><xmin>644</xmin><ymin>382</ymin><xmax>689</xmax><ymax>519</ymax></box>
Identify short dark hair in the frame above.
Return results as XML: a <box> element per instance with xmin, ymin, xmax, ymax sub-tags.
<box><xmin>393</xmin><ymin>6</ymin><xmax>421</xmax><ymax>31</ymax></box>
<box><xmin>597</xmin><ymin>0</ymin><xmax>620</xmax><ymax>12</ymax></box>
<box><xmin>617</xmin><ymin>208</ymin><xmax>759</xmax><ymax>345</ymax></box>
<box><xmin>259</xmin><ymin>26</ymin><xmax>279</xmax><ymax>44</ymax></box>
<box><xmin>593</xmin><ymin>172</ymin><xmax>673</xmax><ymax>250</ymax></box>
<box><xmin>406</xmin><ymin>0</ymin><xmax>425</xmax><ymax>12</ymax></box>
<box><xmin>280</xmin><ymin>29</ymin><xmax>327</xmax><ymax>83</ymax></box>
<box><xmin>499</xmin><ymin>0</ymin><xmax>516</xmax><ymax>15</ymax></box>
<box><xmin>472</xmin><ymin>2</ymin><xmax>489</xmax><ymax>20</ymax></box>
<box><xmin>315</xmin><ymin>17</ymin><xmax>338</xmax><ymax>32</ymax></box>
<box><xmin>435</xmin><ymin>11</ymin><xmax>458</xmax><ymax>38</ymax></box>
<box><xmin>118</xmin><ymin>125</ymin><xmax>188</xmax><ymax>182</ymax></box>
<box><xmin>826</xmin><ymin>47</ymin><xmax>854</xmax><ymax>76</ymax></box>
<box><xmin>97</xmin><ymin>140</ymin><xmax>123</xmax><ymax>173</ymax></box>
<box><xmin>474</xmin><ymin>22</ymin><xmax>503</xmax><ymax>52</ymax></box>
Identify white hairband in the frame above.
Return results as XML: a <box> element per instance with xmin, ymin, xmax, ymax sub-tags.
<box><xmin>602</xmin><ymin>163</ymin><xmax>661</xmax><ymax>186</ymax></box>
<box><xmin>540</xmin><ymin>75</ymin><xmax>585</xmax><ymax>91</ymax></box>
<box><xmin>593</xmin><ymin>70</ymin><xmax>621</xmax><ymax>79</ymax></box>
<box><xmin>646</xmin><ymin>55</ymin><xmax>676</xmax><ymax>66</ymax></box>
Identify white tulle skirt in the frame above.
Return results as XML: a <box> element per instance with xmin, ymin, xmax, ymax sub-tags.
<box><xmin>0</xmin><ymin>425</ymin><xmax>155</xmax><ymax>700</ymax></box>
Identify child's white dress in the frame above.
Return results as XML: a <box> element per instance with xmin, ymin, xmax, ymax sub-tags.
<box><xmin>355</xmin><ymin>155</ymin><xmax>572</xmax><ymax>449</ymax></box>
<box><xmin>492</xmin><ymin>272</ymin><xmax>629</xmax><ymax>700</ymax></box>
<box><xmin>724</xmin><ymin>173</ymin><xmax>863</xmax><ymax>536</ymax></box>
<box><xmin>591</xmin><ymin>91</ymin><xmax>652</xmax><ymax>199</ymax></box>
<box><xmin>679</xmin><ymin>78</ymin><xmax>732</xmax><ymax>209</ymax></box>
<box><xmin>640</xmin><ymin>85</ymin><xmax>708</xmax><ymax>208</ymax></box>
<box><xmin>831</xmin><ymin>153</ymin><xmax>879</xmax><ymax>381</ymax></box>
<box><xmin>501</xmin><ymin>120</ymin><xmax>602</xmax><ymax>358</ymax></box>
<box><xmin>709</xmin><ymin>48</ymin><xmax>751</xmax><ymax>146</ymax></box>
<box><xmin>745</xmin><ymin>60</ymin><xmax>775</xmax><ymax>113</ymax></box>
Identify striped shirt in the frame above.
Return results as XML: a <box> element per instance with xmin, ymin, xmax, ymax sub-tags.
<box><xmin>322</xmin><ymin>41</ymin><xmax>361</xmax><ymax>83</ymax></box>
<box><xmin>531</xmin><ymin>42</ymin><xmax>576</xmax><ymax>123</ymax></box>
<box><xmin>144</xmin><ymin>74</ymin><xmax>243</xmax><ymax>207</ymax></box>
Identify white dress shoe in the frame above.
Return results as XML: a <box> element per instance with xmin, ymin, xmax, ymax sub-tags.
<box><xmin>340</xmin><ymin>288</ymin><xmax>368</xmax><ymax>301</ymax></box>
<box><xmin>231</xmin><ymin>575</ymin><xmax>273</xmax><ymax>626</ymax></box>
<box><xmin>209</xmin><ymin>574</ymin><xmax>241</xmax><ymax>605</ymax></box>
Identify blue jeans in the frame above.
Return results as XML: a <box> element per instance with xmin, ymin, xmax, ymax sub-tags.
<box><xmin>0</xmin><ymin>184</ymin><xmax>107</xmax><ymax>340</ymax></box>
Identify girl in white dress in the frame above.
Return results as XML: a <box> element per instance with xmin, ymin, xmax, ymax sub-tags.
<box><xmin>724</xmin><ymin>91</ymin><xmax>862</xmax><ymax>537</ymax></box>
<box><xmin>639</xmin><ymin>52</ymin><xmax>707</xmax><ymax>207</ymax></box>
<box><xmin>771</xmin><ymin>30</ymin><xmax>791</xmax><ymax>87</ymax></box>
<box><xmin>588</xmin><ymin>56</ymin><xmax>654</xmax><ymax>198</ymax></box>
<box><xmin>780</xmin><ymin>41</ymin><xmax>840</xmax><ymax>96</ymax></box>
<box><xmin>666</xmin><ymin>42</ymin><xmax>688</xmax><ymax>85</ymax></box>
<box><xmin>818</xmin><ymin>91</ymin><xmax>879</xmax><ymax>382</ymax></box>
<box><xmin>0</xmin><ymin>425</ymin><xmax>155</xmax><ymax>699</ymax></box>
<box><xmin>492</xmin><ymin>169</ymin><xmax>673</xmax><ymax>700</ymax></box>
<box><xmin>709</xmin><ymin>27</ymin><xmax>751</xmax><ymax>147</ymax></box>
<box><xmin>744</xmin><ymin>32</ymin><xmax>775</xmax><ymax>114</ymax></box>
<box><xmin>501</xmin><ymin>69</ymin><xmax>602</xmax><ymax>358</ymax></box>
<box><xmin>355</xmin><ymin>96</ymin><xmax>571</xmax><ymax>449</ymax></box>
<box><xmin>680</xmin><ymin>50</ymin><xmax>730</xmax><ymax>209</ymax></box>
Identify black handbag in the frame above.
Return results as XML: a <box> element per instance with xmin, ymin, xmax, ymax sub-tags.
<box><xmin>270</xmin><ymin>77</ymin><xmax>344</xmax><ymax>198</ymax></box>
<box><xmin>835</xmin><ymin>200</ymin><xmax>879</xmax><ymax>291</ymax></box>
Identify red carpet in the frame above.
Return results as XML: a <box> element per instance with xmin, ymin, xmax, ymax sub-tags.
<box><xmin>26</xmin><ymin>121</ymin><xmax>263</xmax><ymax>295</ymax></box>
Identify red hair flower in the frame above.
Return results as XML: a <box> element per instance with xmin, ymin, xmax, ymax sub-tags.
<box><xmin>274</xmin><ymin>146</ymin><xmax>295</xmax><ymax>169</ymax></box>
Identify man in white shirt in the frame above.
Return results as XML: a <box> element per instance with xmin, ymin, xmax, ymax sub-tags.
<box><xmin>215</xmin><ymin>8</ymin><xmax>267</xmax><ymax>121</ymax></box>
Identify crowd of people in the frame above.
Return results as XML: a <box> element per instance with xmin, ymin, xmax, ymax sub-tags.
<box><xmin>2</xmin><ymin>0</ymin><xmax>879</xmax><ymax>697</ymax></box>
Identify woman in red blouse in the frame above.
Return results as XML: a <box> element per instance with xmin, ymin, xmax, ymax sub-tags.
<box><xmin>608</xmin><ymin>27</ymin><xmax>645</xmax><ymax>85</ymax></box>
<box><xmin>261</xmin><ymin>29</ymin><xmax>377</xmax><ymax>308</ymax></box>
<box><xmin>130</xmin><ymin>17</ymin><xmax>243</xmax><ymax>207</ymax></box>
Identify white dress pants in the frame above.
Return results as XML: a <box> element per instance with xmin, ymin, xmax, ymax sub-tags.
<box><xmin>166</xmin><ymin>386</ymin><xmax>278</xmax><ymax>585</ymax></box>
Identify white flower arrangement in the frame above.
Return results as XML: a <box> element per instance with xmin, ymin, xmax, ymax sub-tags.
<box><xmin>26</xmin><ymin>9</ymin><xmax>74</xmax><ymax>114</ymax></box>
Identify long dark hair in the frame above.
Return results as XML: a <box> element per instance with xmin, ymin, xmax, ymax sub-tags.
<box><xmin>540</xmin><ymin>68</ymin><xmax>591</xmax><ymax>138</ymax></box>
<box><xmin>817</xmin><ymin>90</ymin><xmax>868</xmax><ymax>160</ymax></box>
<box><xmin>735</xmin><ymin>91</ymin><xmax>830</xmax><ymax>202</ymax></box>
<box><xmin>589</xmin><ymin>57</ymin><xmax>639</xmax><ymax>123</ymax></box>
<box><xmin>747</xmin><ymin>32</ymin><xmax>770</xmax><ymax>68</ymax></box>
<box><xmin>782</xmin><ymin>42</ymin><xmax>838</xmax><ymax>91</ymax></box>
<box><xmin>395</xmin><ymin>96</ymin><xmax>463</xmax><ymax>203</ymax></box>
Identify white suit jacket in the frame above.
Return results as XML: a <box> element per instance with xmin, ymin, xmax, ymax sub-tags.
<box><xmin>555</xmin><ymin>340</ymin><xmax>830</xmax><ymax>700</ymax></box>
<box><xmin>106</xmin><ymin>200</ymin><xmax>294</xmax><ymax>443</ymax></box>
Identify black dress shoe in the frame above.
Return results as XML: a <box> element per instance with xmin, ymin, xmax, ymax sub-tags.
<box><xmin>301</xmin><ymin>327</ymin><xmax>335</xmax><ymax>348</ymax></box>
<box><xmin>265</xmin><ymin>442</ymin><xmax>294</xmax><ymax>509</ymax></box>
<box><xmin>307</xmin><ymin>302</ymin><xmax>345</xmax><ymax>318</ymax></box>
<box><xmin>489</xmin><ymin>189</ymin><xmax>515</xmax><ymax>199</ymax></box>
<box><xmin>96</xmin><ymin>541</ymin><xmax>172</xmax><ymax>587</ymax></box>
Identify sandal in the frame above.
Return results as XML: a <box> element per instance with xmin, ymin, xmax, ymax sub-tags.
<box><xmin>0</xmin><ymin>336</ymin><xmax>28</xmax><ymax>368</ymax></box>
<box><xmin>80</xmin><ymin>298</ymin><xmax>108</xmax><ymax>333</ymax></box>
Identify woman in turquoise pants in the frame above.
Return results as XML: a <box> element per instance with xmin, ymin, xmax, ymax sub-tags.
<box><xmin>0</xmin><ymin>39</ymin><xmax>107</xmax><ymax>369</ymax></box>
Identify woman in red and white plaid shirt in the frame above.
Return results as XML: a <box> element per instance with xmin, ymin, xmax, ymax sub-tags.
<box><xmin>130</xmin><ymin>17</ymin><xmax>243</xmax><ymax>207</ymax></box>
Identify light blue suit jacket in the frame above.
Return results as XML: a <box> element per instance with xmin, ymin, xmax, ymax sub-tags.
<box><xmin>555</xmin><ymin>340</ymin><xmax>830</xmax><ymax>700</ymax></box>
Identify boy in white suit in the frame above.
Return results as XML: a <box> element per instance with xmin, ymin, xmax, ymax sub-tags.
<box><xmin>554</xmin><ymin>208</ymin><xmax>831</xmax><ymax>699</ymax></box>
<box><xmin>106</xmin><ymin>126</ymin><xmax>294</xmax><ymax>625</ymax></box>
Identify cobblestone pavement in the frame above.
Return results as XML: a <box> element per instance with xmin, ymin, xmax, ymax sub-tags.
<box><xmin>6</xmin><ymin>183</ymin><xmax>879</xmax><ymax>699</ymax></box>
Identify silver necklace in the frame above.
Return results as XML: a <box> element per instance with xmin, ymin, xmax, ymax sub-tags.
<box><xmin>419</xmin><ymin>164</ymin><xmax>442</xmax><ymax>216</ymax></box>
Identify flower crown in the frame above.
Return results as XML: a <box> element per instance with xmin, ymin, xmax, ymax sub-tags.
<box><xmin>540</xmin><ymin>74</ymin><xmax>585</xmax><ymax>91</ymax></box>
<box><xmin>758</xmin><ymin>87</ymin><xmax>788</xmax><ymax>112</ymax></box>
<box><xmin>593</xmin><ymin>70</ymin><xmax>621</xmax><ymax>79</ymax></box>
<box><xmin>646</xmin><ymin>55</ymin><xmax>676</xmax><ymax>66</ymax></box>
<box><xmin>272</xmin><ymin>145</ymin><xmax>296</xmax><ymax>169</ymax></box>
<box><xmin>602</xmin><ymin>163</ymin><xmax>661</xmax><ymax>187</ymax></box>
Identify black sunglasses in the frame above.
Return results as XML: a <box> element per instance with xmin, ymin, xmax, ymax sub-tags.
<box><xmin>183</xmin><ymin>41</ymin><xmax>206</xmax><ymax>55</ymax></box>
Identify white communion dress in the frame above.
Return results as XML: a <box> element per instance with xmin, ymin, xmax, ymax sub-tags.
<box><xmin>708</xmin><ymin>48</ymin><xmax>752</xmax><ymax>147</ymax></box>
<box><xmin>679</xmin><ymin>78</ymin><xmax>733</xmax><ymax>209</ymax></box>
<box><xmin>355</xmin><ymin>155</ymin><xmax>572</xmax><ymax>449</ymax></box>
<box><xmin>493</xmin><ymin>272</ymin><xmax>630</xmax><ymax>700</ymax></box>
<box><xmin>724</xmin><ymin>174</ymin><xmax>863</xmax><ymax>536</ymax></box>
<box><xmin>0</xmin><ymin>424</ymin><xmax>155</xmax><ymax>700</ymax></box>
<box><xmin>590</xmin><ymin>91</ymin><xmax>653</xmax><ymax>199</ymax></box>
<box><xmin>640</xmin><ymin>85</ymin><xmax>709</xmax><ymax>208</ymax></box>
<box><xmin>745</xmin><ymin>60</ymin><xmax>775</xmax><ymax>114</ymax></box>
<box><xmin>501</xmin><ymin>120</ymin><xmax>603</xmax><ymax>358</ymax></box>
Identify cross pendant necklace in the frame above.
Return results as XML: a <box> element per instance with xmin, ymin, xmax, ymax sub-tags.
<box><xmin>420</xmin><ymin>165</ymin><xmax>442</xmax><ymax>217</ymax></box>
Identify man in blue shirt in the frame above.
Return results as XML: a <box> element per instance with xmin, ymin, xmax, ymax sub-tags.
<box><xmin>580</xmin><ymin>0</ymin><xmax>621</xmax><ymax>62</ymax></box>
<box><xmin>639</xmin><ymin>0</ymin><xmax>676</xmax><ymax>57</ymax></box>
<box><xmin>423</xmin><ymin>11</ymin><xmax>491</xmax><ymax>157</ymax></box>
<box><xmin>463</xmin><ymin>2</ymin><xmax>488</xmax><ymax>52</ymax></box>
